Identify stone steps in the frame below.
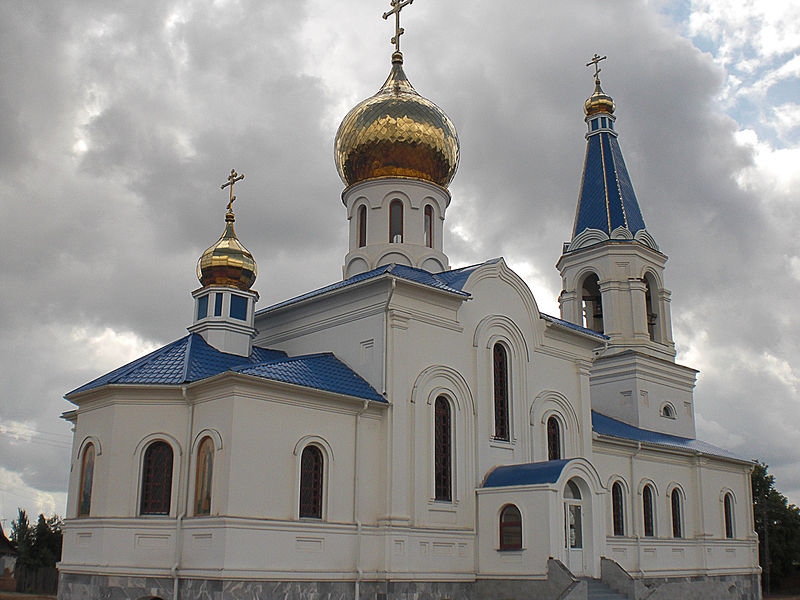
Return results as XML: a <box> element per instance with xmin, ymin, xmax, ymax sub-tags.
<box><xmin>584</xmin><ymin>578</ymin><xmax>629</xmax><ymax>600</ymax></box>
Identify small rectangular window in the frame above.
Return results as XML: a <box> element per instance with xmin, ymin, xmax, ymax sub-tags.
<box><xmin>591</xmin><ymin>119</ymin><xmax>599</xmax><ymax>131</ymax></box>
<box><xmin>214</xmin><ymin>293</ymin><xmax>223</xmax><ymax>317</ymax></box>
<box><xmin>197</xmin><ymin>295</ymin><xmax>209</xmax><ymax>320</ymax></box>
<box><xmin>230</xmin><ymin>294</ymin><xmax>248</xmax><ymax>321</ymax></box>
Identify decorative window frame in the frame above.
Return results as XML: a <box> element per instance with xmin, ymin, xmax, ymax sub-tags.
<box><xmin>531</xmin><ymin>391</ymin><xmax>580</xmax><ymax>461</ymax></box>
<box><xmin>411</xmin><ymin>365</ymin><xmax>475</xmax><ymax>509</ymax></box>
<box><xmin>77</xmin><ymin>440</ymin><xmax>98</xmax><ymax>518</ymax></box>
<box><xmin>659</xmin><ymin>402</ymin><xmax>677</xmax><ymax>419</ymax></box>
<box><xmin>667</xmin><ymin>483</ymin><xmax>686</xmax><ymax>539</ymax></box>
<box><xmin>473</xmin><ymin>315</ymin><xmax>529</xmax><ymax>448</ymax></box>
<box><xmin>721</xmin><ymin>488</ymin><xmax>736</xmax><ymax>539</ymax></box>
<box><xmin>190</xmin><ymin>430</ymin><xmax>222</xmax><ymax>517</ymax></box>
<box><xmin>498</xmin><ymin>503</ymin><xmax>524</xmax><ymax>551</ymax></box>
<box><xmin>293</xmin><ymin>436</ymin><xmax>334</xmax><ymax>520</ymax></box>
<box><xmin>638</xmin><ymin>479</ymin><xmax>658</xmax><ymax>537</ymax></box>
<box><xmin>608</xmin><ymin>476</ymin><xmax>629</xmax><ymax>537</ymax></box>
<box><xmin>133</xmin><ymin>433</ymin><xmax>182</xmax><ymax>518</ymax></box>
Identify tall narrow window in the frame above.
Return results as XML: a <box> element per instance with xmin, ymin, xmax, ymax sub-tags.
<box><xmin>612</xmin><ymin>481</ymin><xmax>625</xmax><ymax>536</ymax></box>
<box><xmin>299</xmin><ymin>445</ymin><xmax>323</xmax><ymax>518</ymax></box>
<box><xmin>140</xmin><ymin>441</ymin><xmax>173</xmax><ymax>515</ymax></box>
<box><xmin>547</xmin><ymin>416</ymin><xmax>561</xmax><ymax>460</ymax></box>
<box><xmin>671</xmin><ymin>488</ymin><xmax>683</xmax><ymax>538</ymax></box>
<box><xmin>194</xmin><ymin>436</ymin><xmax>214</xmax><ymax>516</ymax></box>
<box><xmin>643</xmin><ymin>485</ymin><xmax>655</xmax><ymax>537</ymax></box>
<box><xmin>357</xmin><ymin>205</ymin><xmax>367</xmax><ymax>248</ymax></box>
<box><xmin>424</xmin><ymin>205</ymin><xmax>434</xmax><ymax>248</ymax></box>
<box><xmin>493</xmin><ymin>344</ymin><xmax>510</xmax><ymax>441</ymax></box>
<box><xmin>645</xmin><ymin>276</ymin><xmax>658</xmax><ymax>341</ymax></box>
<box><xmin>389</xmin><ymin>200</ymin><xmax>403</xmax><ymax>243</ymax></box>
<box><xmin>434</xmin><ymin>396</ymin><xmax>452</xmax><ymax>501</ymax></box>
<box><xmin>78</xmin><ymin>443</ymin><xmax>95</xmax><ymax>517</ymax></box>
<box><xmin>724</xmin><ymin>492</ymin><xmax>735</xmax><ymax>539</ymax></box>
<box><xmin>499</xmin><ymin>504</ymin><xmax>522</xmax><ymax>550</ymax></box>
<box><xmin>581</xmin><ymin>274</ymin><xmax>603</xmax><ymax>333</ymax></box>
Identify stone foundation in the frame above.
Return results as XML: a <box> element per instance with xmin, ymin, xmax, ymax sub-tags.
<box><xmin>57</xmin><ymin>569</ymin><xmax>761</xmax><ymax>600</ymax></box>
<box><xmin>601</xmin><ymin>558</ymin><xmax>762</xmax><ymax>600</ymax></box>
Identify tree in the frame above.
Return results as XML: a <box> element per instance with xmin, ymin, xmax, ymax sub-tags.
<box><xmin>9</xmin><ymin>508</ymin><xmax>63</xmax><ymax>569</ymax></box>
<box><xmin>752</xmin><ymin>462</ymin><xmax>800</xmax><ymax>593</ymax></box>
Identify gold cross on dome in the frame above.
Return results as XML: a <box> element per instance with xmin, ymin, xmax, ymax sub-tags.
<box><xmin>383</xmin><ymin>0</ymin><xmax>415</xmax><ymax>53</ymax></box>
<box><xmin>221</xmin><ymin>169</ymin><xmax>245</xmax><ymax>212</ymax></box>
<box><xmin>586</xmin><ymin>53</ymin><xmax>608</xmax><ymax>81</ymax></box>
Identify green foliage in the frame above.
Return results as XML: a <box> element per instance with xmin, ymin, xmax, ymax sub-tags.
<box><xmin>9</xmin><ymin>508</ymin><xmax>63</xmax><ymax>569</ymax></box>
<box><xmin>752</xmin><ymin>462</ymin><xmax>800</xmax><ymax>592</ymax></box>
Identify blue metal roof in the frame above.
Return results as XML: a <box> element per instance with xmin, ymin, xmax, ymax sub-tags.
<box><xmin>235</xmin><ymin>353</ymin><xmax>385</xmax><ymax>402</ymax></box>
<box><xmin>572</xmin><ymin>130</ymin><xmax>646</xmax><ymax>241</ymax></box>
<box><xmin>67</xmin><ymin>333</ymin><xmax>384</xmax><ymax>403</ymax></box>
<box><xmin>482</xmin><ymin>459</ymin><xmax>573</xmax><ymax>488</ymax></box>
<box><xmin>592</xmin><ymin>411</ymin><xmax>746</xmax><ymax>461</ymax></box>
<box><xmin>541</xmin><ymin>313</ymin><xmax>609</xmax><ymax>340</ymax></box>
<box><xmin>257</xmin><ymin>262</ymin><xmax>489</xmax><ymax>315</ymax></box>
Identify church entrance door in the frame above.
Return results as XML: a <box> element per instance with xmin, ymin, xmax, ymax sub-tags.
<box><xmin>564</xmin><ymin>479</ymin><xmax>585</xmax><ymax>575</ymax></box>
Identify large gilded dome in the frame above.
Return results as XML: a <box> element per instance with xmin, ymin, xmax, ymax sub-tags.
<box><xmin>334</xmin><ymin>52</ymin><xmax>460</xmax><ymax>188</ymax></box>
<box><xmin>197</xmin><ymin>211</ymin><xmax>257</xmax><ymax>291</ymax></box>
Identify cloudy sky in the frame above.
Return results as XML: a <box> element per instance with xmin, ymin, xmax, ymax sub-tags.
<box><xmin>1</xmin><ymin>0</ymin><xmax>799</xmax><ymax>528</ymax></box>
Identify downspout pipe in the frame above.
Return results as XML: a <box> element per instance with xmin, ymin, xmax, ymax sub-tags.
<box><xmin>353</xmin><ymin>399</ymin><xmax>369</xmax><ymax>600</ymax></box>
<box><xmin>173</xmin><ymin>385</ymin><xmax>194</xmax><ymax>600</ymax></box>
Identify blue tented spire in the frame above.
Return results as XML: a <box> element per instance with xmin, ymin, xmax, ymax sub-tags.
<box><xmin>569</xmin><ymin>77</ymin><xmax>653</xmax><ymax>250</ymax></box>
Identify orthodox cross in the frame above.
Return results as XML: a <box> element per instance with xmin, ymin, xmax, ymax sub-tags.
<box><xmin>221</xmin><ymin>169</ymin><xmax>245</xmax><ymax>212</ymax></box>
<box><xmin>586</xmin><ymin>53</ymin><xmax>607</xmax><ymax>81</ymax></box>
<box><xmin>383</xmin><ymin>0</ymin><xmax>414</xmax><ymax>54</ymax></box>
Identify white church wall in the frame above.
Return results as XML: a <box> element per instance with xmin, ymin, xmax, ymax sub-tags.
<box><xmin>592</xmin><ymin>440</ymin><xmax>759</xmax><ymax>576</ymax></box>
<box><xmin>256</xmin><ymin>283</ymin><xmax>390</xmax><ymax>392</ymax></box>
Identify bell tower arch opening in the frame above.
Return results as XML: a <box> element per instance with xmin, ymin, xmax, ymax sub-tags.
<box><xmin>580</xmin><ymin>273</ymin><xmax>603</xmax><ymax>333</ymax></box>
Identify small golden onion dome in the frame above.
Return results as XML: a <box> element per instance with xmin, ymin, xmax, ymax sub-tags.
<box><xmin>334</xmin><ymin>51</ymin><xmax>460</xmax><ymax>188</ymax></box>
<box><xmin>584</xmin><ymin>78</ymin><xmax>616</xmax><ymax>116</ymax></box>
<box><xmin>196</xmin><ymin>211</ymin><xmax>257</xmax><ymax>290</ymax></box>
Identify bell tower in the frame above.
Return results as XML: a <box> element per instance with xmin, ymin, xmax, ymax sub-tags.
<box><xmin>556</xmin><ymin>55</ymin><xmax>675</xmax><ymax>360</ymax></box>
<box><xmin>557</xmin><ymin>57</ymin><xmax>696</xmax><ymax>437</ymax></box>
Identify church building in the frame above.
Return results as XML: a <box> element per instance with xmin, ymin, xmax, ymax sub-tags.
<box><xmin>57</xmin><ymin>6</ymin><xmax>761</xmax><ymax>600</ymax></box>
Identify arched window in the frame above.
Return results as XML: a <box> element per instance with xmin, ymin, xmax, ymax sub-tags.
<box><xmin>193</xmin><ymin>436</ymin><xmax>214</xmax><ymax>516</ymax></box>
<box><xmin>140</xmin><ymin>441</ymin><xmax>173</xmax><ymax>515</ymax></box>
<box><xmin>357</xmin><ymin>205</ymin><xmax>367</xmax><ymax>248</ymax></box>
<box><xmin>644</xmin><ymin>274</ymin><xmax>659</xmax><ymax>342</ymax></box>
<box><xmin>434</xmin><ymin>396</ymin><xmax>452</xmax><ymax>501</ymax></box>
<box><xmin>724</xmin><ymin>492</ymin><xmax>735</xmax><ymax>539</ymax></box>
<box><xmin>612</xmin><ymin>481</ymin><xmax>625</xmax><ymax>536</ymax></box>
<box><xmin>660</xmin><ymin>403</ymin><xmax>676</xmax><ymax>419</ymax></box>
<box><xmin>493</xmin><ymin>344</ymin><xmax>510</xmax><ymax>441</ymax></box>
<box><xmin>581</xmin><ymin>273</ymin><xmax>603</xmax><ymax>333</ymax></box>
<box><xmin>547</xmin><ymin>416</ymin><xmax>561</xmax><ymax>460</ymax></box>
<box><xmin>671</xmin><ymin>488</ymin><xmax>683</xmax><ymax>538</ymax></box>
<box><xmin>642</xmin><ymin>484</ymin><xmax>655</xmax><ymax>537</ymax></box>
<box><xmin>299</xmin><ymin>445</ymin><xmax>324</xmax><ymax>518</ymax></box>
<box><xmin>389</xmin><ymin>200</ymin><xmax>403</xmax><ymax>243</ymax></box>
<box><xmin>499</xmin><ymin>504</ymin><xmax>522</xmax><ymax>550</ymax></box>
<box><xmin>78</xmin><ymin>443</ymin><xmax>95</xmax><ymax>517</ymax></box>
<box><xmin>424</xmin><ymin>205</ymin><xmax>434</xmax><ymax>248</ymax></box>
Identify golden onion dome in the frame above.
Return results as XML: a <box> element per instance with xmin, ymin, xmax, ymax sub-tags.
<box><xmin>584</xmin><ymin>78</ymin><xmax>616</xmax><ymax>116</ymax></box>
<box><xmin>196</xmin><ymin>210</ymin><xmax>257</xmax><ymax>290</ymax></box>
<box><xmin>334</xmin><ymin>51</ymin><xmax>460</xmax><ymax>189</ymax></box>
